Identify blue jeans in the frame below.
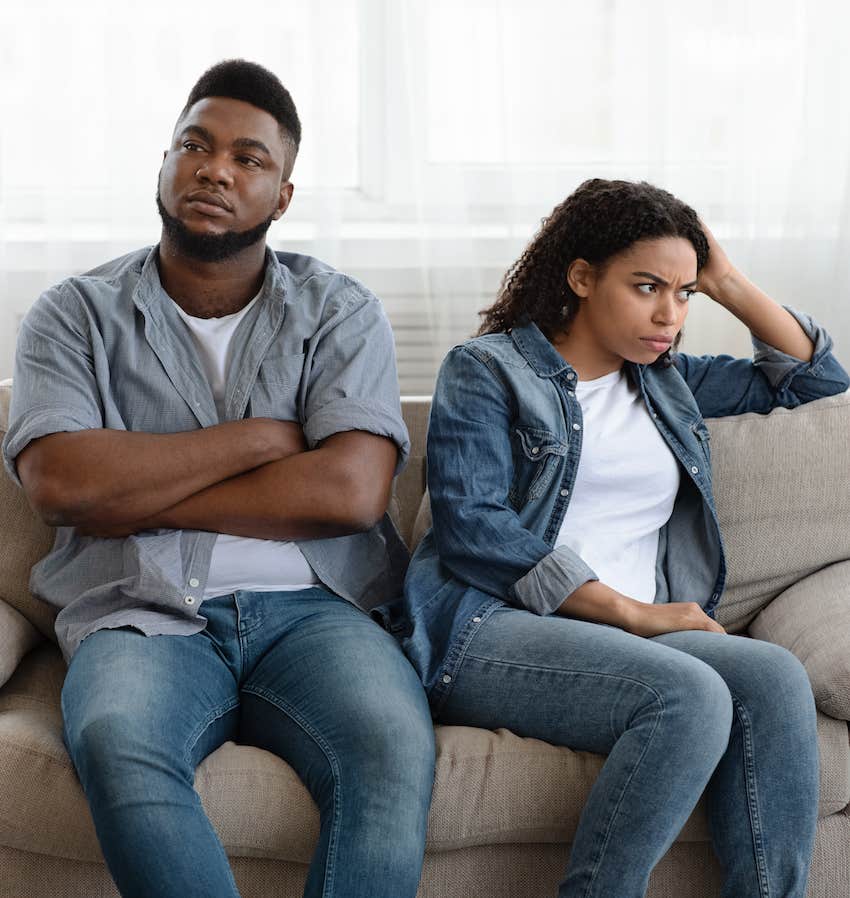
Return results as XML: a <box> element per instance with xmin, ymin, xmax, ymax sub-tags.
<box><xmin>61</xmin><ymin>589</ymin><xmax>436</xmax><ymax>898</ymax></box>
<box><xmin>436</xmin><ymin>606</ymin><xmax>818</xmax><ymax>898</ymax></box>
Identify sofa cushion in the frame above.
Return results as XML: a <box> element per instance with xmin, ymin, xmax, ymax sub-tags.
<box><xmin>750</xmin><ymin>559</ymin><xmax>850</xmax><ymax>721</ymax></box>
<box><xmin>710</xmin><ymin>393</ymin><xmax>850</xmax><ymax>632</ymax></box>
<box><xmin>0</xmin><ymin>382</ymin><xmax>58</xmax><ymax>642</ymax></box>
<box><xmin>2</xmin><ymin>644</ymin><xmax>847</xmax><ymax>865</ymax></box>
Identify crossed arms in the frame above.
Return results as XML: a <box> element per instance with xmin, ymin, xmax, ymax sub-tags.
<box><xmin>17</xmin><ymin>419</ymin><xmax>398</xmax><ymax>540</ymax></box>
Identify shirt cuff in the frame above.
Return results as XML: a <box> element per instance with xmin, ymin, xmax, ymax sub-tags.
<box><xmin>751</xmin><ymin>306</ymin><xmax>833</xmax><ymax>389</ymax></box>
<box><xmin>509</xmin><ymin>545</ymin><xmax>598</xmax><ymax>616</ymax></box>
<box><xmin>2</xmin><ymin>407</ymin><xmax>97</xmax><ymax>486</ymax></box>
<box><xmin>303</xmin><ymin>397</ymin><xmax>411</xmax><ymax>474</ymax></box>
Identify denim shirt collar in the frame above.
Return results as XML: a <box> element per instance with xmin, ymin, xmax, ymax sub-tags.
<box><xmin>510</xmin><ymin>321</ymin><xmax>574</xmax><ymax>378</ymax></box>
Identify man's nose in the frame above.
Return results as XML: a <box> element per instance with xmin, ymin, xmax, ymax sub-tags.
<box><xmin>194</xmin><ymin>156</ymin><xmax>235</xmax><ymax>188</ymax></box>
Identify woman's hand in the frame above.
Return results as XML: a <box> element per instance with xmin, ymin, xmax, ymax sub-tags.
<box><xmin>695</xmin><ymin>220</ymin><xmax>736</xmax><ymax>301</ymax></box>
<box><xmin>624</xmin><ymin>601</ymin><xmax>726</xmax><ymax>638</ymax></box>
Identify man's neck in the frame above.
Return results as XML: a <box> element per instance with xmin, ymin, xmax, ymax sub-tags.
<box><xmin>157</xmin><ymin>237</ymin><xmax>268</xmax><ymax>318</ymax></box>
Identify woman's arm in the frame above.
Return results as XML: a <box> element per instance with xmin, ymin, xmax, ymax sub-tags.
<box><xmin>697</xmin><ymin>222</ymin><xmax>813</xmax><ymax>361</ymax></box>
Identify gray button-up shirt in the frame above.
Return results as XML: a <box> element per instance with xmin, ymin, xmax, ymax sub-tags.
<box><xmin>3</xmin><ymin>245</ymin><xmax>410</xmax><ymax>661</ymax></box>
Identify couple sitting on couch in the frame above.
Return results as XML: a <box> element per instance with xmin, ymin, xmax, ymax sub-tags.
<box><xmin>3</xmin><ymin>59</ymin><xmax>848</xmax><ymax>898</ymax></box>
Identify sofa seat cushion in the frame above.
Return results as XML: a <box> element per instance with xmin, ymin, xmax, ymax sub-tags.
<box><xmin>2</xmin><ymin>645</ymin><xmax>847</xmax><ymax>865</ymax></box>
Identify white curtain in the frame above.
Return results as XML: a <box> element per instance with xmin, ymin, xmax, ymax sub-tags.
<box><xmin>2</xmin><ymin>0</ymin><xmax>849</xmax><ymax>392</ymax></box>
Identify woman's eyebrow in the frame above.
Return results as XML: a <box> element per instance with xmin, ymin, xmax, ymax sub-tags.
<box><xmin>632</xmin><ymin>271</ymin><xmax>698</xmax><ymax>289</ymax></box>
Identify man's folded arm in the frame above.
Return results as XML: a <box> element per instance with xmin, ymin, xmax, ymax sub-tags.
<box><xmin>16</xmin><ymin>418</ymin><xmax>307</xmax><ymax>529</ymax></box>
<box><xmin>110</xmin><ymin>430</ymin><xmax>399</xmax><ymax>541</ymax></box>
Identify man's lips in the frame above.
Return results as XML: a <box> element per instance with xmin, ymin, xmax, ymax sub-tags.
<box><xmin>640</xmin><ymin>336</ymin><xmax>674</xmax><ymax>352</ymax></box>
<box><xmin>186</xmin><ymin>191</ymin><xmax>232</xmax><ymax>215</ymax></box>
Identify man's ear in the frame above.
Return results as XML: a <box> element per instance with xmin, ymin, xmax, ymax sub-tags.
<box><xmin>273</xmin><ymin>181</ymin><xmax>295</xmax><ymax>221</ymax></box>
<box><xmin>567</xmin><ymin>259</ymin><xmax>595</xmax><ymax>298</ymax></box>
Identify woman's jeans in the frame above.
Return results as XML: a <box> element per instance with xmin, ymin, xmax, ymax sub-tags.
<box><xmin>437</xmin><ymin>606</ymin><xmax>819</xmax><ymax>898</ymax></box>
<box><xmin>61</xmin><ymin>588</ymin><xmax>436</xmax><ymax>898</ymax></box>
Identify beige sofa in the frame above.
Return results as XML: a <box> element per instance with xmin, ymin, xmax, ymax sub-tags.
<box><xmin>1</xmin><ymin>380</ymin><xmax>849</xmax><ymax>897</ymax></box>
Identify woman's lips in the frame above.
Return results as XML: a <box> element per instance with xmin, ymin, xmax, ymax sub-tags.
<box><xmin>640</xmin><ymin>337</ymin><xmax>673</xmax><ymax>352</ymax></box>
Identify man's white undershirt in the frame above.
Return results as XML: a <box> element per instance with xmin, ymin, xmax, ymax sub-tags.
<box><xmin>173</xmin><ymin>297</ymin><xmax>319</xmax><ymax>599</ymax></box>
<box><xmin>555</xmin><ymin>368</ymin><xmax>680</xmax><ymax>603</ymax></box>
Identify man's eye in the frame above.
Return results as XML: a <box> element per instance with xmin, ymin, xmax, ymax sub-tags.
<box><xmin>183</xmin><ymin>142</ymin><xmax>204</xmax><ymax>152</ymax></box>
<box><xmin>238</xmin><ymin>156</ymin><xmax>261</xmax><ymax>167</ymax></box>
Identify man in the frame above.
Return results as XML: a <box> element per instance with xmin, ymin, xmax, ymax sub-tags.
<box><xmin>2</xmin><ymin>59</ymin><xmax>435</xmax><ymax>898</ymax></box>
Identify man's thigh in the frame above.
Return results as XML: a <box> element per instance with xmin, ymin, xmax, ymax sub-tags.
<box><xmin>238</xmin><ymin>591</ymin><xmax>434</xmax><ymax>774</ymax></box>
<box><xmin>62</xmin><ymin>625</ymin><xmax>240</xmax><ymax>771</ymax></box>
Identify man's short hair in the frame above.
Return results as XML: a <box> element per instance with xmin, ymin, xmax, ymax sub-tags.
<box><xmin>180</xmin><ymin>59</ymin><xmax>301</xmax><ymax>176</ymax></box>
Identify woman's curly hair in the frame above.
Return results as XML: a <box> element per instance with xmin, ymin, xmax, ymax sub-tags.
<box><xmin>478</xmin><ymin>179</ymin><xmax>709</xmax><ymax>355</ymax></box>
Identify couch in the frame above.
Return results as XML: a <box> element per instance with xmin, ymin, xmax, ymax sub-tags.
<box><xmin>1</xmin><ymin>379</ymin><xmax>849</xmax><ymax>897</ymax></box>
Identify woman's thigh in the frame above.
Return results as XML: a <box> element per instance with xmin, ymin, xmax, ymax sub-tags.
<box><xmin>436</xmin><ymin>606</ymin><xmax>732</xmax><ymax>756</ymax></box>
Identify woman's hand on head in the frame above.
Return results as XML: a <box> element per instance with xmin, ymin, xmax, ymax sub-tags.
<box><xmin>624</xmin><ymin>601</ymin><xmax>726</xmax><ymax>638</ymax></box>
<box><xmin>696</xmin><ymin>220</ymin><xmax>736</xmax><ymax>301</ymax></box>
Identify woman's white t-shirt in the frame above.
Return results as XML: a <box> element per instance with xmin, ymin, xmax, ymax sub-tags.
<box><xmin>174</xmin><ymin>297</ymin><xmax>319</xmax><ymax>599</ymax></box>
<box><xmin>555</xmin><ymin>368</ymin><xmax>680</xmax><ymax>603</ymax></box>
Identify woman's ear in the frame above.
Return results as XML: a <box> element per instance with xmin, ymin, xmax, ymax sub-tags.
<box><xmin>567</xmin><ymin>259</ymin><xmax>594</xmax><ymax>298</ymax></box>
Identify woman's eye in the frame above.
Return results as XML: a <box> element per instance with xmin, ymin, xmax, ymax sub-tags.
<box><xmin>636</xmin><ymin>283</ymin><xmax>656</xmax><ymax>294</ymax></box>
<box><xmin>677</xmin><ymin>289</ymin><xmax>695</xmax><ymax>302</ymax></box>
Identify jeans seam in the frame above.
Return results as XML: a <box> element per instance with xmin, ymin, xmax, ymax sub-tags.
<box><xmin>579</xmin><ymin>692</ymin><xmax>665</xmax><ymax>898</ymax></box>
<box><xmin>733</xmin><ymin>696</ymin><xmax>771</xmax><ymax>898</ymax></box>
<box><xmin>183</xmin><ymin>698</ymin><xmax>241</xmax><ymax>770</ymax></box>
<box><xmin>242</xmin><ymin>684</ymin><xmax>342</xmax><ymax>898</ymax></box>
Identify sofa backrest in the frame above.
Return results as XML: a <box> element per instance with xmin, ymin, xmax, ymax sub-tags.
<box><xmin>2</xmin><ymin>381</ymin><xmax>850</xmax><ymax>640</ymax></box>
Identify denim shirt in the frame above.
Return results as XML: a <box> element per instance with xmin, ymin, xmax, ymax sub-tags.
<box><xmin>3</xmin><ymin>246</ymin><xmax>410</xmax><ymax>662</ymax></box>
<box><xmin>398</xmin><ymin>310</ymin><xmax>849</xmax><ymax>710</ymax></box>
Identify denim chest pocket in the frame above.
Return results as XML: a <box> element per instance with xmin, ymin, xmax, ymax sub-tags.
<box><xmin>508</xmin><ymin>425</ymin><xmax>569</xmax><ymax>507</ymax></box>
<box><xmin>250</xmin><ymin>352</ymin><xmax>306</xmax><ymax>421</ymax></box>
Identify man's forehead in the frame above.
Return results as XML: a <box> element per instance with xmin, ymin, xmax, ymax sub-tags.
<box><xmin>174</xmin><ymin>96</ymin><xmax>286</xmax><ymax>154</ymax></box>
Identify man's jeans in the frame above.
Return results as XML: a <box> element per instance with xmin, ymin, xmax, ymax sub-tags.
<box><xmin>437</xmin><ymin>606</ymin><xmax>819</xmax><ymax>898</ymax></box>
<box><xmin>61</xmin><ymin>588</ymin><xmax>436</xmax><ymax>898</ymax></box>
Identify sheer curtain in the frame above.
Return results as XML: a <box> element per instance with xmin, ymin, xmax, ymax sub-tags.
<box><xmin>2</xmin><ymin>0</ymin><xmax>849</xmax><ymax>391</ymax></box>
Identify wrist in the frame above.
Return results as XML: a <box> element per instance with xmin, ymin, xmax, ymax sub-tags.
<box><xmin>700</xmin><ymin>267</ymin><xmax>748</xmax><ymax>307</ymax></box>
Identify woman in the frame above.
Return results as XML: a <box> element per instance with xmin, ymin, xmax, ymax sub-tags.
<box><xmin>399</xmin><ymin>179</ymin><xmax>849</xmax><ymax>898</ymax></box>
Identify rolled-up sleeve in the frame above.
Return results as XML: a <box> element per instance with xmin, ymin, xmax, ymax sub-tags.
<box><xmin>2</xmin><ymin>287</ymin><xmax>103</xmax><ymax>485</ymax></box>
<box><xmin>427</xmin><ymin>346</ymin><xmax>597</xmax><ymax>614</ymax></box>
<box><xmin>674</xmin><ymin>306</ymin><xmax>849</xmax><ymax>418</ymax></box>
<box><xmin>302</xmin><ymin>284</ymin><xmax>410</xmax><ymax>472</ymax></box>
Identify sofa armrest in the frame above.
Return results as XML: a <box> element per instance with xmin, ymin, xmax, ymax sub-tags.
<box><xmin>0</xmin><ymin>597</ymin><xmax>43</xmax><ymax>689</ymax></box>
<box><xmin>749</xmin><ymin>559</ymin><xmax>850</xmax><ymax>721</ymax></box>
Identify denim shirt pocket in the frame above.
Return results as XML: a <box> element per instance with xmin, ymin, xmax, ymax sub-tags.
<box><xmin>508</xmin><ymin>425</ymin><xmax>569</xmax><ymax>506</ymax></box>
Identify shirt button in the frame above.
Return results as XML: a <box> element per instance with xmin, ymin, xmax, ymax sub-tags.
<box><xmin>189</xmin><ymin>578</ymin><xmax>200</xmax><ymax>588</ymax></box>
<box><xmin>531</xmin><ymin>446</ymin><xmax>540</xmax><ymax>455</ymax></box>
<box><xmin>652</xmin><ymin>412</ymin><xmax>658</xmax><ymax>419</ymax></box>
<box><xmin>572</xmin><ymin>423</ymin><xmax>581</xmax><ymax>431</ymax></box>
<box><xmin>568</xmin><ymin>391</ymin><xmax>575</xmax><ymax>397</ymax></box>
<box><xmin>560</xmin><ymin>488</ymin><xmax>569</xmax><ymax>497</ymax></box>
<box><xmin>567</xmin><ymin>372</ymin><xmax>575</xmax><ymax>380</ymax></box>
<box><xmin>184</xmin><ymin>595</ymin><xmax>196</xmax><ymax>605</ymax></box>
<box><xmin>442</xmin><ymin>674</ymin><xmax>452</xmax><ymax>684</ymax></box>
<box><xmin>691</xmin><ymin>466</ymin><xmax>699</xmax><ymax>474</ymax></box>
<box><xmin>472</xmin><ymin>616</ymin><xmax>482</xmax><ymax>623</ymax></box>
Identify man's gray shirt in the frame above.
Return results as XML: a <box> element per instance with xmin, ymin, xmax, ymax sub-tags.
<box><xmin>2</xmin><ymin>246</ymin><xmax>411</xmax><ymax>662</ymax></box>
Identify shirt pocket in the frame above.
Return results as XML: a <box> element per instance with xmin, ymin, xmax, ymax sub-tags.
<box><xmin>250</xmin><ymin>352</ymin><xmax>306</xmax><ymax>421</ymax></box>
<box><xmin>508</xmin><ymin>425</ymin><xmax>569</xmax><ymax>507</ymax></box>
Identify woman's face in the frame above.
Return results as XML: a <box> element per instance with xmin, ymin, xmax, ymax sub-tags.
<box><xmin>568</xmin><ymin>236</ymin><xmax>698</xmax><ymax>370</ymax></box>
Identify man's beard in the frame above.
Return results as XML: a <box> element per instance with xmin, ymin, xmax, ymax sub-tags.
<box><xmin>156</xmin><ymin>189</ymin><xmax>276</xmax><ymax>263</ymax></box>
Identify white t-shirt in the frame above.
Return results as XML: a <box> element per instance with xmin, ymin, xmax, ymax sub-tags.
<box><xmin>555</xmin><ymin>368</ymin><xmax>680</xmax><ymax>603</ymax></box>
<box><xmin>174</xmin><ymin>298</ymin><xmax>319</xmax><ymax>598</ymax></box>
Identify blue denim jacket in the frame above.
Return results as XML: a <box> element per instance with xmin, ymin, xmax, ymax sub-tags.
<box><xmin>397</xmin><ymin>309</ymin><xmax>849</xmax><ymax>711</ymax></box>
